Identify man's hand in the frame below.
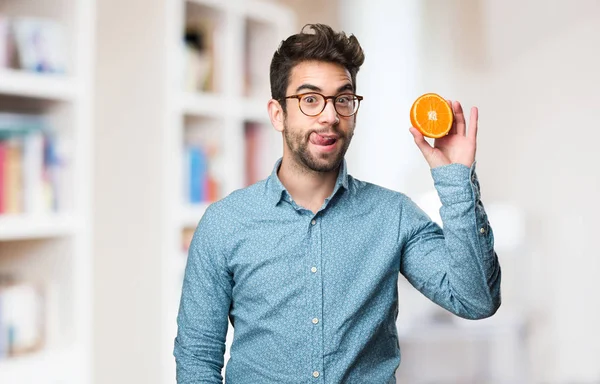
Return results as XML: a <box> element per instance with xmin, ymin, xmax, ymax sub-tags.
<box><xmin>409</xmin><ymin>100</ymin><xmax>478</xmax><ymax>169</ymax></box>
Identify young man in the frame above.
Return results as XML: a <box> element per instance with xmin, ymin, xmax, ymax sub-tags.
<box><xmin>174</xmin><ymin>24</ymin><xmax>501</xmax><ymax>383</ymax></box>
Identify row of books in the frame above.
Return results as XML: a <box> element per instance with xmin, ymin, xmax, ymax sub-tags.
<box><xmin>0</xmin><ymin>276</ymin><xmax>45</xmax><ymax>359</ymax></box>
<box><xmin>245</xmin><ymin>122</ymin><xmax>278</xmax><ymax>186</ymax></box>
<box><xmin>182</xmin><ymin>16</ymin><xmax>275</xmax><ymax>97</ymax></box>
<box><xmin>243</xmin><ymin>21</ymin><xmax>274</xmax><ymax>99</ymax></box>
<box><xmin>182</xmin><ymin>227</ymin><xmax>195</xmax><ymax>252</ymax></box>
<box><xmin>181</xmin><ymin>122</ymin><xmax>275</xmax><ymax>204</ymax></box>
<box><xmin>183</xmin><ymin>144</ymin><xmax>219</xmax><ymax>205</ymax></box>
<box><xmin>0</xmin><ymin>15</ymin><xmax>67</xmax><ymax>73</ymax></box>
<box><xmin>183</xmin><ymin>18</ymin><xmax>216</xmax><ymax>92</ymax></box>
<box><xmin>0</xmin><ymin>113</ymin><xmax>64</xmax><ymax>215</ymax></box>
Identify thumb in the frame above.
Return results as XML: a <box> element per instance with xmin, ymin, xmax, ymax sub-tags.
<box><xmin>409</xmin><ymin>127</ymin><xmax>433</xmax><ymax>157</ymax></box>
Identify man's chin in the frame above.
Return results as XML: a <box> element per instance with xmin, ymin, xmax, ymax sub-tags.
<box><xmin>303</xmin><ymin>155</ymin><xmax>342</xmax><ymax>173</ymax></box>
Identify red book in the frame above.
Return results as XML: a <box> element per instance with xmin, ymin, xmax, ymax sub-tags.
<box><xmin>245</xmin><ymin>122</ymin><xmax>259</xmax><ymax>186</ymax></box>
<box><xmin>4</xmin><ymin>139</ymin><xmax>23</xmax><ymax>214</ymax></box>
<box><xmin>0</xmin><ymin>141</ymin><xmax>5</xmax><ymax>214</ymax></box>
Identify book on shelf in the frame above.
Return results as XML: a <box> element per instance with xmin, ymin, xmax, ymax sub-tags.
<box><xmin>177</xmin><ymin>227</ymin><xmax>196</xmax><ymax>286</ymax></box>
<box><xmin>0</xmin><ymin>14</ymin><xmax>67</xmax><ymax>73</ymax></box>
<box><xmin>245</xmin><ymin>122</ymin><xmax>260</xmax><ymax>186</ymax></box>
<box><xmin>181</xmin><ymin>227</ymin><xmax>195</xmax><ymax>252</ymax></box>
<box><xmin>0</xmin><ymin>276</ymin><xmax>45</xmax><ymax>359</ymax></box>
<box><xmin>183</xmin><ymin>18</ymin><xmax>216</xmax><ymax>93</ymax></box>
<box><xmin>183</xmin><ymin>143</ymin><xmax>219</xmax><ymax>205</ymax></box>
<box><xmin>245</xmin><ymin>121</ymin><xmax>278</xmax><ymax>186</ymax></box>
<box><xmin>244</xmin><ymin>21</ymin><xmax>275</xmax><ymax>98</ymax></box>
<box><xmin>0</xmin><ymin>113</ymin><xmax>65</xmax><ymax>215</ymax></box>
<box><xmin>0</xmin><ymin>15</ymin><xmax>9</xmax><ymax>69</ymax></box>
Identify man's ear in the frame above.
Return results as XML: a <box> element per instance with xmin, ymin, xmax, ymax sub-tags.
<box><xmin>268</xmin><ymin>99</ymin><xmax>285</xmax><ymax>133</ymax></box>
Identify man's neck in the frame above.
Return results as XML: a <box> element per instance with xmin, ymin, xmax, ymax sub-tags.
<box><xmin>277</xmin><ymin>156</ymin><xmax>340</xmax><ymax>214</ymax></box>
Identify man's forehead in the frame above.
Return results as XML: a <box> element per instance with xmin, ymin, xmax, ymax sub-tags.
<box><xmin>289</xmin><ymin>61</ymin><xmax>352</xmax><ymax>89</ymax></box>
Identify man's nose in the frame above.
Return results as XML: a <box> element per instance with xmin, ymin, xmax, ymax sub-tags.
<box><xmin>318</xmin><ymin>99</ymin><xmax>339</xmax><ymax>125</ymax></box>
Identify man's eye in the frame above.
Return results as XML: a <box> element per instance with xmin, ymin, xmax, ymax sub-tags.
<box><xmin>336</xmin><ymin>97</ymin><xmax>349</xmax><ymax>104</ymax></box>
<box><xmin>303</xmin><ymin>96</ymin><xmax>317</xmax><ymax>103</ymax></box>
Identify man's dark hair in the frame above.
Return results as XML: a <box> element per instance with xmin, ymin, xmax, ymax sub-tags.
<box><xmin>269</xmin><ymin>24</ymin><xmax>365</xmax><ymax>113</ymax></box>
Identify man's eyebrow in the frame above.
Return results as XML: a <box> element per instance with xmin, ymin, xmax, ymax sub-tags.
<box><xmin>337</xmin><ymin>83</ymin><xmax>354</xmax><ymax>93</ymax></box>
<box><xmin>295</xmin><ymin>83</ymin><xmax>355</xmax><ymax>94</ymax></box>
<box><xmin>295</xmin><ymin>84</ymin><xmax>322</xmax><ymax>93</ymax></box>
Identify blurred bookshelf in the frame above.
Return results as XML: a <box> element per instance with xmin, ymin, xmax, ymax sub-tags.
<box><xmin>162</xmin><ymin>0</ymin><xmax>294</xmax><ymax>381</ymax></box>
<box><xmin>0</xmin><ymin>214</ymin><xmax>79</xmax><ymax>241</ymax></box>
<box><xmin>0</xmin><ymin>70</ymin><xmax>78</xmax><ymax>101</ymax></box>
<box><xmin>0</xmin><ymin>0</ymin><xmax>93</xmax><ymax>383</ymax></box>
<box><xmin>0</xmin><ymin>346</ymin><xmax>81</xmax><ymax>383</ymax></box>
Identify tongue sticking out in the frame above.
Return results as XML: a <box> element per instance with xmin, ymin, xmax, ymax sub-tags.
<box><xmin>310</xmin><ymin>133</ymin><xmax>337</xmax><ymax>146</ymax></box>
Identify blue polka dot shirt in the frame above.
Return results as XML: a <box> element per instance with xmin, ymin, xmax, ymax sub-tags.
<box><xmin>174</xmin><ymin>157</ymin><xmax>501</xmax><ymax>383</ymax></box>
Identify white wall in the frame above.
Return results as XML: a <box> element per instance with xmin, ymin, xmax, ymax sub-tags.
<box><xmin>342</xmin><ymin>0</ymin><xmax>600</xmax><ymax>382</ymax></box>
<box><xmin>477</xmin><ymin>3</ymin><xmax>600</xmax><ymax>381</ymax></box>
<box><xmin>416</xmin><ymin>1</ymin><xmax>600</xmax><ymax>382</ymax></box>
<box><xmin>276</xmin><ymin>0</ymin><xmax>340</xmax><ymax>31</ymax></box>
<box><xmin>93</xmin><ymin>0</ymin><xmax>166</xmax><ymax>383</ymax></box>
<box><xmin>340</xmin><ymin>0</ymin><xmax>424</xmax><ymax>189</ymax></box>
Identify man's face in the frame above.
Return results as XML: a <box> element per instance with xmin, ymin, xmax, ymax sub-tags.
<box><xmin>281</xmin><ymin>61</ymin><xmax>356</xmax><ymax>173</ymax></box>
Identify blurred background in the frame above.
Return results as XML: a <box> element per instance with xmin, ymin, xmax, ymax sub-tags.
<box><xmin>0</xmin><ymin>0</ymin><xmax>598</xmax><ymax>383</ymax></box>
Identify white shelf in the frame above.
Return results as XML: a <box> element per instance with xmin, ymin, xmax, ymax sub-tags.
<box><xmin>186</xmin><ymin>0</ymin><xmax>294</xmax><ymax>19</ymax></box>
<box><xmin>180</xmin><ymin>92</ymin><xmax>227</xmax><ymax>117</ymax></box>
<box><xmin>242</xmin><ymin>0</ymin><xmax>295</xmax><ymax>23</ymax></box>
<box><xmin>180</xmin><ymin>203</ymin><xmax>210</xmax><ymax>228</ymax></box>
<box><xmin>0</xmin><ymin>346</ymin><xmax>79</xmax><ymax>384</ymax></box>
<box><xmin>0</xmin><ymin>69</ymin><xmax>78</xmax><ymax>101</ymax></box>
<box><xmin>0</xmin><ymin>214</ymin><xmax>79</xmax><ymax>241</ymax></box>
<box><xmin>185</xmin><ymin>0</ymin><xmax>231</xmax><ymax>12</ymax></box>
<box><xmin>242</xmin><ymin>98</ymin><xmax>270</xmax><ymax>123</ymax></box>
<box><xmin>181</xmin><ymin>93</ymin><xmax>270</xmax><ymax>123</ymax></box>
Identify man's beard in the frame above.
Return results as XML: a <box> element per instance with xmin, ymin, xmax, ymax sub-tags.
<box><xmin>283</xmin><ymin>120</ymin><xmax>353</xmax><ymax>173</ymax></box>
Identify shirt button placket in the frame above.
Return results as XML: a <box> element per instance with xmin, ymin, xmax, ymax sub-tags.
<box><xmin>309</xmin><ymin>216</ymin><xmax>324</xmax><ymax>381</ymax></box>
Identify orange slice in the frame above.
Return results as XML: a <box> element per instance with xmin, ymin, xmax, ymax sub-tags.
<box><xmin>410</xmin><ymin>93</ymin><xmax>454</xmax><ymax>138</ymax></box>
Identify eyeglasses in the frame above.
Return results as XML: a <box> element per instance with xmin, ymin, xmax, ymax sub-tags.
<box><xmin>283</xmin><ymin>92</ymin><xmax>363</xmax><ymax>117</ymax></box>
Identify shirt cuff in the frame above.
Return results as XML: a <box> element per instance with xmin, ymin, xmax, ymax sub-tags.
<box><xmin>430</xmin><ymin>162</ymin><xmax>478</xmax><ymax>205</ymax></box>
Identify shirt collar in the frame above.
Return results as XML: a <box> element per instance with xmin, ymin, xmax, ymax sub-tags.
<box><xmin>266</xmin><ymin>157</ymin><xmax>349</xmax><ymax>206</ymax></box>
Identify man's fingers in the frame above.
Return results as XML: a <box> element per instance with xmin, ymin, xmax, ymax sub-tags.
<box><xmin>409</xmin><ymin>127</ymin><xmax>433</xmax><ymax>157</ymax></box>
<box><xmin>453</xmin><ymin>101</ymin><xmax>466</xmax><ymax>136</ymax></box>
<box><xmin>468</xmin><ymin>106</ymin><xmax>478</xmax><ymax>140</ymax></box>
<box><xmin>447</xmin><ymin>99</ymin><xmax>457</xmax><ymax>135</ymax></box>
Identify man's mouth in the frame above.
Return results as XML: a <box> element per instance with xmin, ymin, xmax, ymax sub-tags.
<box><xmin>309</xmin><ymin>132</ymin><xmax>339</xmax><ymax>146</ymax></box>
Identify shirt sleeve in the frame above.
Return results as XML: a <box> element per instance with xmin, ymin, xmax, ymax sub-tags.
<box><xmin>174</xmin><ymin>205</ymin><xmax>233</xmax><ymax>383</ymax></box>
<box><xmin>398</xmin><ymin>162</ymin><xmax>501</xmax><ymax>320</ymax></box>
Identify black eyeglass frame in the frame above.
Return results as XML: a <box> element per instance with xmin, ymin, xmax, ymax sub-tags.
<box><xmin>282</xmin><ymin>92</ymin><xmax>364</xmax><ymax>117</ymax></box>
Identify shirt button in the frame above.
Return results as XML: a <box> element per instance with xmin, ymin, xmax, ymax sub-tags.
<box><xmin>313</xmin><ymin>371</ymin><xmax>320</xmax><ymax>378</ymax></box>
<box><xmin>480</xmin><ymin>227</ymin><xmax>486</xmax><ymax>234</ymax></box>
<box><xmin>312</xmin><ymin>317</ymin><xmax>319</xmax><ymax>324</ymax></box>
<box><xmin>311</xmin><ymin>266</ymin><xmax>317</xmax><ymax>273</ymax></box>
<box><xmin>311</xmin><ymin>219</ymin><xmax>316</xmax><ymax>225</ymax></box>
